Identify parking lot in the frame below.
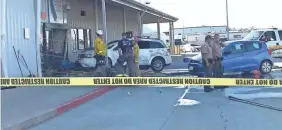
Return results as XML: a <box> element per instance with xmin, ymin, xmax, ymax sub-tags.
<box><xmin>2</xmin><ymin>56</ymin><xmax>282</xmax><ymax>130</ymax></box>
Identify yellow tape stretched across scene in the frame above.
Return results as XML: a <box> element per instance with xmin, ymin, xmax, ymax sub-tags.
<box><xmin>0</xmin><ymin>77</ymin><xmax>282</xmax><ymax>87</ymax></box>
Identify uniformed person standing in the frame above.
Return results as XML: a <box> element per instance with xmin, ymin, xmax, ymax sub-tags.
<box><xmin>94</xmin><ymin>30</ymin><xmax>106</xmax><ymax>57</ymax></box>
<box><xmin>201</xmin><ymin>35</ymin><xmax>214</xmax><ymax>92</ymax></box>
<box><xmin>93</xmin><ymin>30</ymin><xmax>109</xmax><ymax>76</ymax></box>
<box><xmin>212</xmin><ymin>33</ymin><xmax>225</xmax><ymax>89</ymax></box>
<box><xmin>133</xmin><ymin>36</ymin><xmax>140</xmax><ymax>77</ymax></box>
<box><xmin>115</xmin><ymin>33</ymin><xmax>135</xmax><ymax>76</ymax></box>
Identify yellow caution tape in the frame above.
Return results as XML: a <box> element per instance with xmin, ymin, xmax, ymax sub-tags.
<box><xmin>0</xmin><ymin>77</ymin><xmax>282</xmax><ymax>87</ymax></box>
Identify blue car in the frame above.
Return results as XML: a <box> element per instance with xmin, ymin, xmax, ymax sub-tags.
<box><xmin>184</xmin><ymin>40</ymin><xmax>274</xmax><ymax>76</ymax></box>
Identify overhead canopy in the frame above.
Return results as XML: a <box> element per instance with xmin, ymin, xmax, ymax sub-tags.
<box><xmin>110</xmin><ymin>0</ymin><xmax>179</xmax><ymax>24</ymax></box>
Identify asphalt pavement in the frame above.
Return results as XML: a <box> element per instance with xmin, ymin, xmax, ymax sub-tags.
<box><xmin>2</xmin><ymin>55</ymin><xmax>282</xmax><ymax>130</ymax></box>
<box><xmin>29</xmin><ymin>86</ymin><xmax>282</xmax><ymax>130</ymax></box>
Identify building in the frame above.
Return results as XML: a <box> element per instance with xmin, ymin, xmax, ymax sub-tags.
<box><xmin>174</xmin><ymin>26</ymin><xmax>227</xmax><ymax>35</ymax></box>
<box><xmin>163</xmin><ymin>26</ymin><xmax>249</xmax><ymax>45</ymax></box>
<box><xmin>0</xmin><ymin>0</ymin><xmax>178</xmax><ymax>77</ymax></box>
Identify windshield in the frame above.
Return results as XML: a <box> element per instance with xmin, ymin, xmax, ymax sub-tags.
<box><xmin>243</xmin><ymin>30</ymin><xmax>264</xmax><ymax>40</ymax></box>
<box><xmin>107</xmin><ymin>41</ymin><xmax>118</xmax><ymax>49</ymax></box>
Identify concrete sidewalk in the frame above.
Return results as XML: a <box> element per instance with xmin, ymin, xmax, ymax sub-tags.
<box><xmin>1</xmin><ymin>86</ymin><xmax>114</xmax><ymax>130</ymax></box>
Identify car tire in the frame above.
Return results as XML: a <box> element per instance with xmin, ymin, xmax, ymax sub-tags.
<box><xmin>151</xmin><ymin>57</ymin><xmax>165</xmax><ymax>73</ymax></box>
<box><xmin>259</xmin><ymin>60</ymin><xmax>272</xmax><ymax>74</ymax></box>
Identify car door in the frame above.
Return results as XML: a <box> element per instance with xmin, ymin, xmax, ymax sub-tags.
<box><xmin>110</xmin><ymin>44</ymin><xmax>119</xmax><ymax>65</ymax></box>
<box><xmin>149</xmin><ymin>41</ymin><xmax>170</xmax><ymax>62</ymax></box>
<box><xmin>262</xmin><ymin>31</ymin><xmax>279</xmax><ymax>47</ymax></box>
<box><xmin>222</xmin><ymin>42</ymin><xmax>247</xmax><ymax>73</ymax></box>
<box><xmin>137</xmin><ymin>41</ymin><xmax>151</xmax><ymax>65</ymax></box>
<box><xmin>272</xmin><ymin>30</ymin><xmax>282</xmax><ymax>58</ymax></box>
<box><xmin>242</xmin><ymin>41</ymin><xmax>264</xmax><ymax>71</ymax></box>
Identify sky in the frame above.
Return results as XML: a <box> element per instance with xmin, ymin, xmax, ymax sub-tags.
<box><xmin>141</xmin><ymin>0</ymin><xmax>281</xmax><ymax>32</ymax></box>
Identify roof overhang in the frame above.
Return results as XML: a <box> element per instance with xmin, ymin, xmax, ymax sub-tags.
<box><xmin>110</xmin><ymin>0</ymin><xmax>179</xmax><ymax>23</ymax></box>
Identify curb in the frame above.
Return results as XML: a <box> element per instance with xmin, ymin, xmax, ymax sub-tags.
<box><xmin>4</xmin><ymin>87</ymin><xmax>115</xmax><ymax>130</ymax></box>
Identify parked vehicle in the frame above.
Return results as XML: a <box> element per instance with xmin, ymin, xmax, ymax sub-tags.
<box><xmin>185</xmin><ymin>40</ymin><xmax>273</xmax><ymax>76</ymax></box>
<box><xmin>107</xmin><ymin>38</ymin><xmax>172</xmax><ymax>72</ymax></box>
<box><xmin>243</xmin><ymin>28</ymin><xmax>282</xmax><ymax>58</ymax></box>
<box><xmin>181</xmin><ymin>43</ymin><xmax>201</xmax><ymax>53</ymax></box>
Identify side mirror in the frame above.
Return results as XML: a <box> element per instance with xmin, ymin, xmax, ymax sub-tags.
<box><xmin>223</xmin><ymin>51</ymin><xmax>231</xmax><ymax>55</ymax></box>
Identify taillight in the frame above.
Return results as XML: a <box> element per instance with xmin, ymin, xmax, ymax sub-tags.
<box><xmin>167</xmin><ymin>48</ymin><xmax>171</xmax><ymax>53</ymax></box>
<box><xmin>267</xmin><ymin>49</ymin><xmax>272</xmax><ymax>55</ymax></box>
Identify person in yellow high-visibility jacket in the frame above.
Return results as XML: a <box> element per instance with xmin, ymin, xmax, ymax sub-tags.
<box><xmin>133</xmin><ymin>36</ymin><xmax>140</xmax><ymax>76</ymax></box>
<box><xmin>94</xmin><ymin>30</ymin><xmax>106</xmax><ymax>56</ymax></box>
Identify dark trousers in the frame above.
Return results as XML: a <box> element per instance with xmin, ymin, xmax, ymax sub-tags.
<box><xmin>114</xmin><ymin>53</ymin><xmax>135</xmax><ymax>76</ymax></box>
<box><xmin>213</xmin><ymin>59</ymin><xmax>225</xmax><ymax>88</ymax></box>
<box><xmin>202</xmin><ymin>59</ymin><xmax>213</xmax><ymax>89</ymax></box>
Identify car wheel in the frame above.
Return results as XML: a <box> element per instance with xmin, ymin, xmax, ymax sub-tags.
<box><xmin>259</xmin><ymin>60</ymin><xmax>272</xmax><ymax>74</ymax></box>
<box><xmin>151</xmin><ymin>57</ymin><xmax>165</xmax><ymax>73</ymax></box>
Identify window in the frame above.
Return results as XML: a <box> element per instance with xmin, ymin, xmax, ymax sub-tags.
<box><xmin>226</xmin><ymin>42</ymin><xmax>245</xmax><ymax>54</ymax></box>
<box><xmin>243</xmin><ymin>31</ymin><xmax>264</xmax><ymax>40</ymax></box>
<box><xmin>78</xmin><ymin>29</ymin><xmax>84</xmax><ymax>50</ymax></box>
<box><xmin>149</xmin><ymin>41</ymin><xmax>165</xmax><ymax>48</ymax></box>
<box><xmin>278</xmin><ymin>31</ymin><xmax>282</xmax><ymax>41</ymax></box>
<box><xmin>245</xmin><ymin>42</ymin><xmax>262</xmax><ymax>51</ymax></box>
<box><xmin>107</xmin><ymin>40</ymin><xmax>118</xmax><ymax>49</ymax></box>
<box><xmin>233</xmin><ymin>35</ymin><xmax>241</xmax><ymax>39</ymax></box>
<box><xmin>264</xmin><ymin>31</ymin><xmax>277</xmax><ymax>41</ymax></box>
<box><xmin>71</xmin><ymin>29</ymin><xmax>78</xmax><ymax>50</ymax></box>
<box><xmin>71</xmin><ymin>29</ymin><xmax>92</xmax><ymax>50</ymax></box>
<box><xmin>138</xmin><ymin>41</ymin><xmax>150</xmax><ymax>49</ymax></box>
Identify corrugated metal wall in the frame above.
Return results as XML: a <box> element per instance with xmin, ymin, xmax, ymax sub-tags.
<box><xmin>67</xmin><ymin>0</ymin><xmax>96</xmax><ymax>39</ymax></box>
<box><xmin>126</xmin><ymin>8</ymin><xmax>140</xmax><ymax>36</ymax></box>
<box><xmin>5</xmin><ymin>0</ymin><xmax>38</xmax><ymax>77</ymax></box>
<box><xmin>67</xmin><ymin>0</ymin><xmax>140</xmax><ymax>42</ymax></box>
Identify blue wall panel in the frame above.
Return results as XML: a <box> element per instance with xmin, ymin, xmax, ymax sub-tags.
<box><xmin>5</xmin><ymin>0</ymin><xmax>39</xmax><ymax>77</ymax></box>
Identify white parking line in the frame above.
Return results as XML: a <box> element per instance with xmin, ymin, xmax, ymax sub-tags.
<box><xmin>228</xmin><ymin>92</ymin><xmax>282</xmax><ymax>100</ymax></box>
<box><xmin>175</xmin><ymin>86</ymin><xmax>202</xmax><ymax>106</ymax></box>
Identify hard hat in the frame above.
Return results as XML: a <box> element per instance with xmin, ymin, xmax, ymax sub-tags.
<box><xmin>96</xmin><ymin>30</ymin><xmax>103</xmax><ymax>35</ymax></box>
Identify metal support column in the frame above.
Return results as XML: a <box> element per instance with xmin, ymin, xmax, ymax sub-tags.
<box><xmin>35</xmin><ymin>0</ymin><xmax>42</xmax><ymax>77</ymax></box>
<box><xmin>101</xmin><ymin>0</ymin><xmax>108</xmax><ymax>62</ymax></box>
<box><xmin>0</xmin><ymin>0</ymin><xmax>8</xmax><ymax>77</ymax></box>
<box><xmin>95</xmin><ymin>0</ymin><xmax>98</xmax><ymax>31</ymax></box>
<box><xmin>123</xmin><ymin>7</ymin><xmax>127</xmax><ymax>33</ymax></box>
<box><xmin>169</xmin><ymin>22</ymin><xmax>175</xmax><ymax>54</ymax></box>
<box><xmin>101</xmin><ymin>0</ymin><xmax>107</xmax><ymax>44</ymax></box>
<box><xmin>138</xmin><ymin>12</ymin><xmax>144</xmax><ymax>36</ymax></box>
<box><xmin>157</xmin><ymin>19</ymin><xmax>161</xmax><ymax>40</ymax></box>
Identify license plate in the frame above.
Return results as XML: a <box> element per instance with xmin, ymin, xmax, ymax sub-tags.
<box><xmin>188</xmin><ymin>66</ymin><xmax>194</xmax><ymax>70</ymax></box>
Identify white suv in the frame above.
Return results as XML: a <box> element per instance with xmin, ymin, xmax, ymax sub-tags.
<box><xmin>243</xmin><ymin>28</ymin><xmax>282</xmax><ymax>58</ymax></box>
<box><xmin>107</xmin><ymin>39</ymin><xmax>172</xmax><ymax>72</ymax></box>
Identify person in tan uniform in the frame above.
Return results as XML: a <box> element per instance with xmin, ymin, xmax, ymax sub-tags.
<box><xmin>201</xmin><ymin>35</ymin><xmax>214</xmax><ymax>92</ymax></box>
<box><xmin>211</xmin><ymin>34</ymin><xmax>227</xmax><ymax>89</ymax></box>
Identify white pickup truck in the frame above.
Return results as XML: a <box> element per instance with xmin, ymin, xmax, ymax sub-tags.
<box><xmin>243</xmin><ymin>28</ymin><xmax>282</xmax><ymax>58</ymax></box>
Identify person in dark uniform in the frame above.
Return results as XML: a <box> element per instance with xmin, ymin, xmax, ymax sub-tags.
<box><xmin>114</xmin><ymin>33</ymin><xmax>135</xmax><ymax>76</ymax></box>
<box><xmin>211</xmin><ymin>33</ymin><xmax>226</xmax><ymax>89</ymax></box>
<box><xmin>201</xmin><ymin>35</ymin><xmax>214</xmax><ymax>92</ymax></box>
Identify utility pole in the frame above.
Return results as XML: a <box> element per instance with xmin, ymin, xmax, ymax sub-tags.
<box><xmin>182</xmin><ymin>20</ymin><xmax>185</xmax><ymax>40</ymax></box>
<box><xmin>226</xmin><ymin>0</ymin><xmax>230</xmax><ymax>40</ymax></box>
